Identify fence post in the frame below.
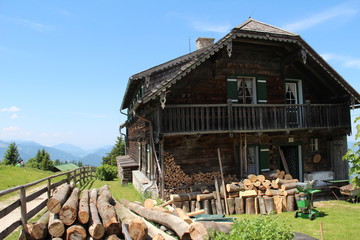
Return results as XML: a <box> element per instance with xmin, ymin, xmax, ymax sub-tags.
<box><xmin>67</xmin><ymin>172</ymin><xmax>71</xmax><ymax>184</ymax></box>
<box><xmin>73</xmin><ymin>169</ymin><xmax>77</xmax><ymax>186</ymax></box>
<box><xmin>19</xmin><ymin>186</ymin><xmax>29</xmax><ymax>236</ymax></box>
<box><xmin>47</xmin><ymin>178</ymin><xmax>51</xmax><ymax>199</ymax></box>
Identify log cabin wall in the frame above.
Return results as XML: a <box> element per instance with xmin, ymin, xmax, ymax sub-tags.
<box><xmin>127</xmin><ymin>118</ymin><xmax>147</xmax><ymax>165</ymax></box>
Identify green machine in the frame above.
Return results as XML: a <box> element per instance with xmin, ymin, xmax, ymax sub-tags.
<box><xmin>294</xmin><ymin>182</ymin><xmax>322</xmax><ymax>220</ymax></box>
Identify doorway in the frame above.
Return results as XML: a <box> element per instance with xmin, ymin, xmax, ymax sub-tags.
<box><xmin>280</xmin><ymin>145</ymin><xmax>302</xmax><ymax>180</ymax></box>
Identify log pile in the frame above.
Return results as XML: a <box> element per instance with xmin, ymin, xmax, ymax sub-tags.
<box><xmin>25</xmin><ymin>183</ymin><xmax>147</xmax><ymax>240</ymax></box>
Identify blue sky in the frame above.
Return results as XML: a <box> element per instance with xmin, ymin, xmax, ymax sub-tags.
<box><xmin>1</xmin><ymin>0</ymin><xmax>360</xmax><ymax>149</ymax></box>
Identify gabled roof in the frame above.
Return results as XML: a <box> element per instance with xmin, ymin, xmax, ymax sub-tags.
<box><xmin>121</xmin><ymin>18</ymin><xmax>360</xmax><ymax>110</ymax></box>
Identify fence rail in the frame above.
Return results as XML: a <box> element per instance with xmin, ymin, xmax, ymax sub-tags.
<box><xmin>0</xmin><ymin>166</ymin><xmax>96</xmax><ymax>239</ymax></box>
<box><xmin>162</xmin><ymin>103</ymin><xmax>350</xmax><ymax>134</ymax></box>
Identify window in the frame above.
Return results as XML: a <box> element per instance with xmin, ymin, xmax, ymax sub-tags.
<box><xmin>227</xmin><ymin>76</ymin><xmax>258</xmax><ymax>104</ymax></box>
<box><xmin>286</xmin><ymin>82</ymin><xmax>297</xmax><ymax>104</ymax></box>
<box><xmin>310</xmin><ymin>138</ymin><xmax>319</xmax><ymax>152</ymax></box>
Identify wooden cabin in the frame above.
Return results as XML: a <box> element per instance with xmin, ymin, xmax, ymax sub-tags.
<box><xmin>120</xmin><ymin>18</ymin><xmax>360</xmax><ymax>196</ymax></box>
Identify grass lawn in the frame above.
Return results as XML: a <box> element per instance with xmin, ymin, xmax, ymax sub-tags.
<box><xmin>232</xmin><ymin>200</ymin><xmax>360</xmax><ymax>240</ymax></box>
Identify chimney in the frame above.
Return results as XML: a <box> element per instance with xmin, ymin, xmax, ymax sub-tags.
<box><xmin>196</xmin><ymin>37</ymin><xmax>215</xmax><ymax>50</ymax></box>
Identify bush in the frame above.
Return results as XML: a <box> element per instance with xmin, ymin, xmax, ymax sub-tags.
<box><xmin>212</xmin><ymin>216</ymin><xmax>294</xmax><ymax>240</ymax></box>
<box><xmin>96</xmin><ymin>164</ymin><xmax>118</xmax><ymax>181</ymax></box>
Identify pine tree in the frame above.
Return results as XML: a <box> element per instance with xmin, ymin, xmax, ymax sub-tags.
<box><xmin>3</xmin><ymin>142</ymin><xmax>22</xmax><ymax>165</ymax></box>
<box><xmin>102</xmin><ymin>136</ymin><xmax>125</xmax><ymax>166</ymax></box>
<box><xmin>39</xmin><ymin>149</ymin><xmax>54</xmax><ymax>171</ymax></box>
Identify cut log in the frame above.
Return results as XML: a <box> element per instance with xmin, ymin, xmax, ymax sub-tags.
<box><xmin>253</xmin><ymin>181</ymin><xmax>261</xmax><ymax>187</ymax></box>
<box><xmin>228</xmin><ymin>191</ymin><xmax>239</xmax><ymax>198</ymax></box>
<box><xmin>277</xmin><ymin>178</ymin><xmax>299</xmax><ymax>185</ymax></box>
<box><xmin>262</xmin><ymin>180</ymin><xmax>271</xmax><ymax>188</ymax></box>
<box><xmin>203</xmin><ymin>199</ymin><xmax>211</xmax><ymax>214</ymax></box>
<box><xmin>226</xmin><ymin>183</ymin><xmax>245</xmax><ymax>192</ymax></box>
<box><xmin>214</xmin><ymin>176</ymin><xmax>223</xmax><ymax>215</ymax></box>
<box><xmin>122</xmin><ymin>199</ymin><xmax>190</xmax><ymax>240</ymax></box>
<box><xmin>190</xmin><ymin>200</ymin><xmax>196</xmax><ymax>212</ymax></box>
<box><xmin>160</xmin><ymin>199</ymin><xmax>174</xmax><ymax>208</ymax></box>
<box><xmin>258</xmin><ymin>197</ymin><xmax>267</xmax><ymax>215</ymax></box>
<box><xmin>186</xmin><ymin>209</ymin><xmax>205</xmax><ymax>217</ymax></box>
<box><xmin>174</xmin><ymin>208</ymin><xmax>192</xmax><ymax>224</ymax></box>
<box><xmin>239</xmin><ymin>190</ymin><xmax>257</xmax><ymax>198</ymax></box>
<box><xmin>281</xmin><ymin>182</ymin><xmax>299</xmax><ymax>191</ymax></box>
<box><xmin>264</xmin><ymin>196</ymin><xmax>274</xmax><ymax>214</ymax></box>
<box><xmin>196</xmin><ymin>193</ymin><xmax>214</xmax><ymax>202</ymax></box>
<box><xmin>26</xmin><ymin>211</ymin><xmax>49</xmax><ymax>240</ymax></box>
<box><xmin>187</xmin><ymin>221</ymin><xmax>232</xmax><ymax>240</ymax></box>
<box><xmin>48</xmin><ymin>212</ymin><xmax>65</xmax><ymax>238</ymax></box>
<box><xmin>153</xmin><ymin>233</ymin><xmax>165</xmax><ymax>240</ymax></box>
<box><xmin>144</xmin><ymin>199</ymin><xmax>157</xmax><ymax>209</ymax></box>
<box><xmin>182</xmin><ymin>201</ymin><xmax>190</xmax><ymax>213</ymax></box>
<box><xmin>265</xmin><ymin>188</ymin><xmax>286</xmax><ymax>196</ymax></box>
<box><xmin>227</xmin><ymin>198</ymin><xmax>235</xmax><ymax>215</ymax></box>
<box><xmin>257</xmin><ymin>175</ymin><xmax>266</xmax><ymax>182</ymax></box>
<box><xmin>66</xmin><ymin>225</ymin><xmax>86</xmax><ymax>240</ymax></box>
<box><xmin>273</xmin><ymin>196</ymin><xmax>283</xmax><ymax>213</ymax></box>
<box><xmin>243</xmin><ymin>179</ymin><xmax>252</xmax><ymax>187</ymax></box>
<box><xmin>247</xmin><ymin>174</ymin><xmax>257</xmax><ymax>182</ymax></box>
<box><xmin>284</xmin><ymin>174</ymin><xmax>293</xmax><ymax>180</ymax></box>
<box><xmin>170</xmin><ymin>192</ymin><xmax>200</xmax><ymax>202</ymax></box>
<box><xmin>285</xmin><ymin>188</ymin><xmax>298</xmax><ymax>195</ymax></box>
<box><xmin>106</xmin><ymin>234</ymin><xmax>121</xmax><ymax>240</ymax></box>
<box><xmin>59</xmin><ymin>187</ymin><xmax>79</xmax><ymax>225</ymax></box>
<box><xmin>210</xmin><ymin>199</ymin><xmax>217</xmax><ymax>215</ymax></box>
<box><xmin>254</xmin><ymin>197</ymin><xmax>259</xmax><ymax>215</ymax></box>
<box><xmin>89</xmin><ymin>188</ymin><xmax>105</xmax><ymax>240</ymax></box>
<box><xmin>286</xmin><ymin>195</ymin><xmax>296</xmax><ymax>212</ymax></box>
<box><xmin>97</xmin><ymin>186</ymin><xmax>121</xmax><ymax>235</ymax></box>
<box><xmin>195</xmin><ymin>201</ymin><xmax>201</xmax><ymax>211</ymax></box>
<box><xmin>153</xmin><ymin>206</ymin><xmax>172</xmax><ymax>213</ymax></box>
<box><xmin>234</xmin><ymin>197</ymin><xmax>244</xmax><ymax>214</ymax></box>
<box><xmin>128</xmin><ymin>218</ymin><xmax>148</xmax><ymax>240</ymax></box>
<box><xmin>245</xmin><ymin>197</ymin><xmax>255</xmax><ymax>214</ymax></box>
<box><xmin>78</xmin><ymin>189</ymin><xmax>89</xmax><ymax>224</ymax></box>
<box><xmin>47</xmin><ymin>183</ymin><xmax>71</xmax><ymax>213</ymax></box>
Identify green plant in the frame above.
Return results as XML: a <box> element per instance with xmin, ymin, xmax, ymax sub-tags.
<box><xmin>212</xmin><ymin>215</ymin><xmax>294</xmax><ymax>240</ymax></box>
<box><xmin>2</xmin><ymin>142</ymin><xmax>22</xmax><ymax>165</ymax></box>
<box><xmin>96</xmin><ymin>164</ymin><xmax>118</xmax><ymax>181</ymax></box>
<box><xmin>102</xmin><ymin>136</ymin><xmax>125</xmax><ymax>166</ymax></box>
<box><xmin>343</xmin><ymin>116</ymin><xmax>360</xmax><ymax>188</ymax></box>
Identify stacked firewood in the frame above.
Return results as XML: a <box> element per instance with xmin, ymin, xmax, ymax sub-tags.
<box><xmin>164</xmin><ymin>152</ymin><xmax>238</xmax><ymax>190</ymax></box>
<box><xmin>25</xmin><ymin>184</ymin><xmax>148</xmax><ymax>240</ymax></box>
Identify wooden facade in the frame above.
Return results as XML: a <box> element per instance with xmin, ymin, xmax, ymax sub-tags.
<box><xmin>120</xmin><ymin>19</ymin><xmax>360</xmax><ymax>196</ymax></box>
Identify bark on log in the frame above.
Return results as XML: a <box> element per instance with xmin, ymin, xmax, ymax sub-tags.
<box><xmin>226</xmin><ymin>183</ymin><xmax>245</xmax><ymax>192</ymax></box>
<box><xmin>122</xmin><ymin>199</ymin><xmax>190</xmax><ymax>240</ymax></box>
<box><xmin>182</xmin><ymin>201</ymin><xmax>190</xmax><ymax>213</ymax></box>
<box><xmin>66</xmin><ymin>225</ymin><xmax>87</xmax><ymax>240</ymax></box>
<box><xmin>60</xmin><ymin>187</ymin><xmax>79</xmax><ymax>225</ymax></box>
<box><xmin>48</xmin><ymin>212</ymin><xmax>65</xmax><ymax>238</ymax></box>
<box><xmin>89</xmin><ymin>188</ymin><xmax>105</xmax><ymax>240</ymax></box>
<box><xmin>285</xmin><ymin>188</ymin><xmax>298</xmax><ymax>195</ymax></box>
<box><xmin>227</xmin><ymin>198</ymin><xmax>235</xmax><ymax>215</ymax></box>
<box><xmin>190</xmin><ymin>200</ymin><xmax>196</xmax><ymax>212</ymax></box>
<box><xmin>97</xmin><ymin>186</ymin><xmax>121</xmax><ymax>235</ymax></box>
<box><xmin>196</xmin><ymin>193</ymin><xmax>214</xmax><ymax>202</ymax></box>
<box><xmin>187</xmin><ymin>222</ymin><xmax>232</xmax><ymax>240</ymax></box>
<box><xmin>47</xmin><ymin>183</ymin><xmax>71</xmax><ymax>213</ymax></box>
<box><xmin>286</xmin><ymin>195</ymin><xmax>296</xmax><ymax>212</ymax></box>
<box><xmin>265</xmin><ymin>188</ymin><xmax>286</xmax><ymax>196</ymax></box>
<box><xmin>273</xmin><ymin>196</ymin><xmax>283</xmax><ymax>213</ymax></box>
<box><xmin>280</xmin><ymin>182</ymin><xmax>299</xmax><ymax>191</ymax></box>
<box><xmin>26</xmin><ymin>211</ymin><xmax>49</xmax><ymax>240</ymax></box>
<box><xmin>170</xmin><ymin>192</ymin><xmax>200</xmax><ymax>202</ymax></box>
<box><xmin>160</xmin><ymin>199</ymin><xmax>174</xmax><ymax>208</ymax></box>
<box><xmin>239</xmin><ymin>190</ymin><xmax>257</xmax><ymax>198</ymax></box>
<box><xmin>258</xmin><ymin>197</ymin><xmax>267</xmax><ymax>215</ymax></box>
<box><xmin>214</xmin><ymin>176</ymin><xmax>223</xmax><ymax>214</ymax></box>
<box><xmin>245</xmin><ymin>197</ymin><xmax>255</xmax><ymax>214</ymax></box>
<box><xmin>187</xmin><ymin>209</ymin><xmax>205</xmax><ymax>217</ymax></box>
<box><xmin>195</xmin><ymin>201</ymin><xmax>201</xmax><ymax>211</ymax></box>
<box><xmin>174</xmin><ymin>208</ymin><xmax>192</xmax><ymax>224</ymax></box>
<box><xmin>234</xmin><ymin>197</ymin><xmax>244</xmax><ymax>214</ymax></box>
<box><xmin>210</xmin><ymin>199</ymin><xmax>217</xmax><ymax>215</ymax></box>
<box><xmin>276</xmin><ymin>178</ymin><xmax>299</xmax><ymax>185</ymax></box>
<box><xmin>264</xmin><ymin>196</ymin><xmax>274</xmax><ymax>214</ymax></box>
<box><xmin>203</xmin><ymin>199</ymin><xmax>211</xmax><ymax>214</ymax></box>
<box><xmin>78</xmin><ymin>189</ymin><xmax>89</xmax><ymax>225</ymax></box>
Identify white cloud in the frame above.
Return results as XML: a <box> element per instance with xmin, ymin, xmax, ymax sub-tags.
<box><xmin>283</xmin><ymin>4</ymin><xmax>358</xmax><ymax>32</ymax></box>
<box><xmin>2</xmin><ymin>126</ymin><xmax>20</xmax><ymax>131</ymax></box>
<box><xmin>10</xmin><ymin>114</ymin><xmax>18</xmax><ymax>119</ymax></box>
<box><xmin>1</xmin><ymin>106</ymin><xmax>20</xmax><ymax>112</ymax></box>
<box><xmin>0</xmin><ymin>15</ymin><xmax>52</xmax><ymax>32</ymax></box>
<box><xmin>321</xmin><ymin>53</ymin><xmax>360</xmax><ymax>69</ymax></box>
<box><xmin>192</xmin><ymin>21</ymin><xmax>231</xmax><ymax>33</ymax></box>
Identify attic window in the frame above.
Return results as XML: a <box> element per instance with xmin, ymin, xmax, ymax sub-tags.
<box><xmin>227</xmin><ymin>76</ymin><xmax>256</xmax><ymax>104</ymax></box>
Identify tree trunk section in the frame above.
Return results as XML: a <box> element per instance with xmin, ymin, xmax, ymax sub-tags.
<box><xmin>48</xmin><ymin>212</ymin><xmax>65</xmax><ymax>238</ymax></box>
<box><xmin>264</xmin><ymin>196</ymin><xmax>274</xmax><ymax>214</ymax></box>
<box><xmin>26</xmin><ymin>211</ymin><xmax>49</xmax><ymax>240</ymax></box>
<box><xmin>227</xmin><ymin>198</ymin><xmax>235</xmax><ymax>215</ymax></box>
<box><xmin>182</xmin><ymin>201</ymin><xmax>190</xmax><ymax>213</ymax></box>
<box><xmin>59</xmin><ymin>188</ymin><xmax>79</xmax><ymax>225</ymax></box>
<box><xmin>286</xmin><ymin>195</ymin><xmax>296</xmax><ymax>212</ymax></box>
<box><xmin>89</xmin><ymin>188</ymin><xmax>105</xmax><ymax>240</ymax></box>
<box><xmin>144</xmin><ymin>199</ymin><xmax>157</xmax><ymax>209</ymax></box>
<box><xmin>97</xmin><ymin>186</ymin><xmax>121</xmax><ymax>235</ymax></box>
<box><xmin>234</xmin><ymin>197</ymin><xmax>244</xmax><ymax>214</ymax></box>
<box><xmin>66</xmin><ymin>225</ymin><xmax>87</xmax><ymax>240</ymax></box>
<box><xmin>210</xmin><ymin>199</ymin><xmax>217</xmax><ymax>215</ymax></box>
<box><xmin>170</xmin><ymin>192</ymin><xmax>200</xmax><ymax>202</ymax></box>
<box><xmin>203</xmin><ymin>200</ymin><xmax>211</xmax><ymax>214</ymax></box>
<box><xmin>273</xmin><ymin>196</ymin><xmax>283</xmax><ymax>213</ymax></box>
<box><xmin>128</xmin><ymin>218</ymin><xmax>148</xmax><ymax>240</ymax></box>
<box><xmin>106</xmin><ymin>235</ymin><xmax>121</xmax><ymax>240</ymax></box>
<box><xmin>245</xmin><ymin>197</ymin><xmax>255</xmax><ymax>214</ymax></box>
<box><xmin>187</xmin><ymin>221</ymin><xmax>232</xmax><ymax>240</ymax></box>
<box><xmin>280</xmin><ymin>182</ymin><xmax>299</xmax><ymax>191</ymax></box>
<box><xmin>153</xmin><ymin>233</ymin><xmax>165</xmax><ymax>240</ymax></box>
<box><xmin>174</xmin><ymin>208</ymin><xmax>192</xmax><ymax>224</ymax></box>
<box><xmin>78</xmin><ymin>189</ymin><xmax>89</xmax><ymax>224</ymax></box>
<box><xmin>47</xmin><ymin>183</ymin><xmax>71</xmax><ymax>213</ymax></box>
<box><xmin>226</xmin><ymin>183</ymin><xmax>245</xmax><ymax>192</ymax></box>
<box><xmin>258</xmin><ymin>197</ymin><xmax>267</xmax><ymax>215</ymax></box>
<box><xmin>121</xmin><ymin>199</ymin><xmax>190</xmax><ymax>240</ymax></box>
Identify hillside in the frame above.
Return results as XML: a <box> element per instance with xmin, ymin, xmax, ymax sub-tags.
<box><xmin>0</xmin><ymin>141</ymin><xmax>111</xmax><ymax>166</ymax></box>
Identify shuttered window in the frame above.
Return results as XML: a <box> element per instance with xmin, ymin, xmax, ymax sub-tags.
<box><xmin>257</xmin><ymin>79</ymin><xmax>267</xmax><ymax>103</ymax></box>
<box><xmin>259</xmin><ymin>146</ymin><xmax>270</xmax><ymax>172</ymax></box>
<box><xmin>227</xmin><ymin>78</ymin><xmax>238</xmax><ymax>102</ymax></box>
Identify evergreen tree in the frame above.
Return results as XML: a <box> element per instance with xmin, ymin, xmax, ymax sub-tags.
<box><xmin>39</xmin><ymin>149</ymin><xmax>54</xmax><ymax>171</ymax></box>
<box><xmin>54</xmin><ymin>159</ymin><xmax>61</xmax><ymax>166</ymax></box>
<box><xmin>3</xmin><ymin>142</ymin><xmax>22</xmax><ymax>165</ymax></box>
<box><xmin>102</xmin><ymin>136</ymin><xmax>125</xmax><ymax>166</ymax></box>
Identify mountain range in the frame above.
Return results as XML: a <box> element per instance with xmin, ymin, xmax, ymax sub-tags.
<box><xmin>0</xmin><ymin>140</ymin><xmax>112</xmax><ymax>166</ymax></box>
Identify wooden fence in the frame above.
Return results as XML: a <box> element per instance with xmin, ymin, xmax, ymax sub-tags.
<box><xmin>0</xmin><ymin>166</ymin><xmax>96</xmax><ymax>239</ymax></box>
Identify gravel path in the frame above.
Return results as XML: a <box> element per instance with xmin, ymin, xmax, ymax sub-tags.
<box><xmin>0</xmin><ymin>185</ymin><xmax>48</xmax><ymax>233</ymax></box>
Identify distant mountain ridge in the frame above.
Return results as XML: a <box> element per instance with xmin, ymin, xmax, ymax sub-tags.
<box><xmin>0</xmin><ymin>141</ymin><xmax>112</xmax><ymax>166</ymax></box>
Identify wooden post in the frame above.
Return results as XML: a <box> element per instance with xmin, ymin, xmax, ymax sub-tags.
<box><xmin>47</xmin><ymin>178</ymin><xmax>51</xmax><ymax>199</ymax></box>
<box><xmin>73</xmin><ymin>169</ymin><xmax>77</xmax><ymax>186</ymax></box>
<box><xmin>278</xmin><ymin>146</ymin><xmax>290</xmax><ymax>174</ymax></box>
<box><xmin>287</xmin><ymin>195</ymin><xmax>295</xmax><ymax>212</ymax></box>
<box><xmin>217</xmin><ymin>148</ymin><xmax>229</xmax><ymax>215</ymax></box>
<box><xmin>235</xmin><ymin>197</ymin><xmax>244</xmax><ymax>214</ymax></box>
<box><xmin>320</xmin><ymin>222</ymin><xmax>324</xmax><ymax>240</ymax></box>
<box><xmin>20</xmin><ymin>186</ymin><xmax>29</xmax><ymax>238</ymax></box>
<box><xmin>159</xmin><ymin>140</ymin><xmax>165</xmax><ymax>200</ymax></box>
<box><xmin>214</xmin><ymin>176</ymin><xmax>223</xmax><ymax>214</ymax></box>
<box><xmin>67</xmin><ymin>172</ymin><xmax>71</xmax><ymax>184</ymax></box>
<box><xmin>211</xmin><ymin>199</ymin><xmax>217</xmax><ymax>215</ymax></box>
<box><xmin>190</xmin><ymin>200</ymin><xmax>196</xmax><ymax>212</ymax></box>
<box><xmin>227</xmin><ymin>198</ymin><xmax>235</xmax><ymax>215</ymax></box>
<box><xmin>203</xmin><ymin>200</ymin><xmax>211</xmax><ymax>214</ymax></box>
<box><xmin>245</xmin><ymin>197</ymin><xmax>255</xmax><ymax>214</ymax></box>
<box><xmin>182</xmin><ymin>201</ymin><xmax>190</xmax><ymax>213</ymax></box>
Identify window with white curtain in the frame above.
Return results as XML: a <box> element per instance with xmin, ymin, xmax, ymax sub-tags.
<box><xmin>285</xmin><ymin>82</ymin><xmax>298</xmax><ymax>104</ymax></box>
<box><xmin>238</xmin><ymin>77</ymin><xmax>255</xmax><ymax>104</ymax></box>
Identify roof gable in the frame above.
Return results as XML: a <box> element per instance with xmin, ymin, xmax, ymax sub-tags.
<box><xmin>236</xmin><ymin>18</ymin><xmax>297</xmax><ymax>36</ymax></box>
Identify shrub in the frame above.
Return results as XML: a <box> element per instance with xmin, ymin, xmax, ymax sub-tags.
<box><xmin>96</xmin><ymin>164</ymin><xmax>118</xmax><ymax>181</ymax></box>
<box><xmin>212</xmin><ymin>215</ymin><xmax>294</xmax><ymax>240</ymax></box>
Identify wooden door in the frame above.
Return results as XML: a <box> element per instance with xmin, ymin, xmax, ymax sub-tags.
<box><xmin>281</xmin><ymin>145</ymin><xmax>300</xmax><ymax>179</ymax></box>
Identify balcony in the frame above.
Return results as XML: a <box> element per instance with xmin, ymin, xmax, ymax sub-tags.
<box><xmin>161</xmin><ymin>103</ymin><xmax>350</xmax><ymax>135</ymax></box>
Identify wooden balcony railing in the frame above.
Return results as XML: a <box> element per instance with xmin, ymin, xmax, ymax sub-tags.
<box><xmin>161</xmin><ymin>103</ymin><xmax>350</xmax><ymax>134</ymax></box>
